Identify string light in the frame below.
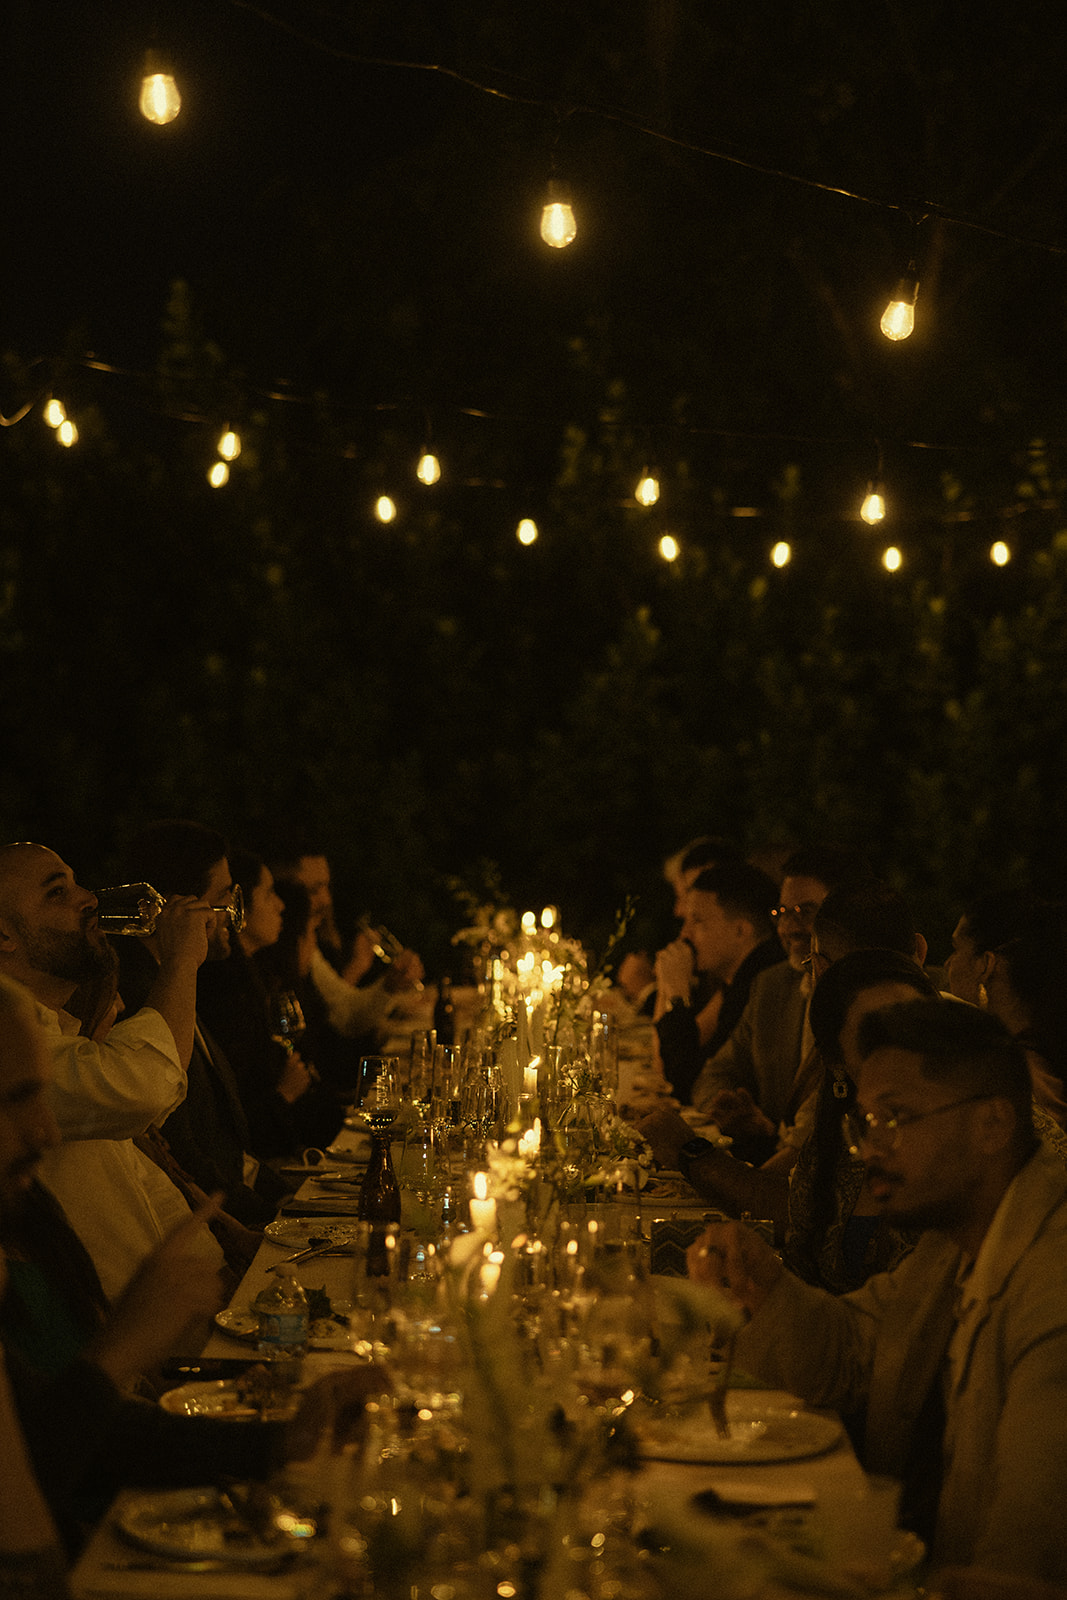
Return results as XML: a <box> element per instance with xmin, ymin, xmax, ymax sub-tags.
<box><xmin>635</xmin><ymin>471</ymin><xmax>660</xmax><ymax>506</ymax></box>
<box><xmin>139</xmin><ymin>50</ymin><xmax>182</xmax><ymax>125</ymax></box>
<box><xmin>517</xmin><ymin>518</ymin><xmax>539</xmax><ymax>545</ymax></box>
<box><xmin>771</xmin><ymin>541</ymin><xmax>791</xmax><ymax>567</ymax></box>
<box><xmin>416</xmin><ymin>450</ymin><xmax>441</xmax><ymax>485</ymax></box>
<box><xmin>991</xmin><ymin>540</ymin><xmax>1011</xmax><ymax>566</ymax></box>
<box><xmin>375</xmin><ymin>495</ymin><xmax>397</xmax><ymax>523</ymax></box>
<box><xmin>207</xmin><ymin>460</ymin><xmax>229</xmax><ymax>487</ymax></box>
<box><xmin>882</xmin><ymin>546</ymin><xmax>902</xmax><ymax>571</ymax></box>
<box><xmin>861</xmin><ymin>483</ymin><xmax>886</xmax><ymax>524</ymax></box>
<box><xmin>217</xmin><ymin>429</ymin><xmax>241</xmax><ymax>461</ymax></box>
<box><xmin>43</xmin><ymin>399</ymin><xmax>66</xmax><ymax>429</ymax></box>
<box><xmin>658</xmin><ymin>533</ymin><xmax>680</xmax><ymax>562</ymax></box>
<box><xmin>540</xmin><ymin>180</ymin><xmax>576</xmax><ymax>249</ymax></box>
<box><xmin>56</xmin><ymin>419</ymin><xmax>78</xmax><ymax>447</ymax></box>
<box><xmin>880</xmin><ymin>265</ymin><xmax>919</xmax><ymax>341</ymax></box>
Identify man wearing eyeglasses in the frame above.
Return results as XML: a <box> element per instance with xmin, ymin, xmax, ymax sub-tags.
<box><xmin>689</xmin><ymin>998</ymin><xmax>1067</xmax><ymax>1583</ymax></box>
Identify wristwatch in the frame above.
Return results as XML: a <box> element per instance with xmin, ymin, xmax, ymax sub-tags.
<box><xmin>677</xmin><ymin>1135</ymin><xmax>717</xmax><ymax>1175</ymax></box>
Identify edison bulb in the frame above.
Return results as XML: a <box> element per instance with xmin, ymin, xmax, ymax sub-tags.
<box><xmin>658</xmin><ymin>534</ymin><xmax>680</xmax><ymax>562</ymax></box>
<box><xmin>861</xmin><ymin>488</ymin><xmax>886</xmax><ymax>525</ymax></box>
<box><xmin>635</xmin><ymin>472</ymin><xmax>659</xmax><ymax>507</ymax></box>
<box><xmin>56</xmin><ymin>419</ymin><xmax>78</xmax><ymax>447</ymax></box>
<box><xmin>217</xmin><ymin>429</ymin><xmax>241</xmax><ymax>461</ymax></box>
<box><xmin>139</xmin><ymin>54</ymin><xmax>181</xmax><ymax>125</ymax></box>
<box><xmin>540</xmin><ymin>181</ymin><xmax>576</xmax><ymax>248</ymax></box>
<box><xmin>991</xmin><ymin>540</ymin><xmax>1011</xmax><ymax>566</ymax></box>
<box><xmin>416</xmin><ymin>451</ymin><xmax>441</xmax><ymax>485</ymax></box>
<box><xmin>880</xmin><ymin>272</ymin><xmax>919</xmax><ymax>341</ymax></box>
<box><xmin>517</xmin><ymin>518</ymin><xmax>539</xmax><ymax>545</ymax></box>
<box><xmin>771</xmin><ymin>541</ymin><xmax>791</xmax><ymax>568</ymax></box>
<box><xmin>208</xmin><ymin>460</ymin><xmax>229</xmax><ymax>487</ymax></box>
<box><xmin>882</xmin><ymin>546</ymin><xmax>902</xmax><ymax>572</ymax></box>
<box><xmin>375</xmin><ymin>496</ymin><xmax>397</xmax><ymax>523</ymax></box>
<box><xmin>43</xmin><ymin>399</ymin><xmax>66</xmax><ymax>429</ymax></box>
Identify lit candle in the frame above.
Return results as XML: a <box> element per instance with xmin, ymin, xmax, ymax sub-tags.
<box><xmin>518</xmin><ymin>1117</ymin><xmax>542</xmax><ymax>1160</ymax></box>
<box><xmin>469</xmin><ymin>1170</ymin><xmax>498</xmax><ymax>1233</ymax></box>
<box><xmin>523</xmin><ymin>1061</ymin><xmax>539</xmax><ymax>1097</ymax></box>
<box><xmin>479</xmin><ymin>1247</ymin><xmax>505</xmax><ymax>1295</ymax></box>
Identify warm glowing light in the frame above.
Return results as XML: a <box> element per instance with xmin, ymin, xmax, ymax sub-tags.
<box><xmin>521</xmin><ymin>911</ymin><xmax>537</xmax><ymax>935</ymax></box>
<box><xmin>517</xmin><ymin>518</ymin><xmax>539</xmax><ymax>545</ymax></box>
<box><xmin>217</xmin><ymin>429</ymin><xmax>241</xmax><ymax>461</ymax></box>
<box><xmin>771</xmin><ymin>541</ymin><xmax>792</xmax><ymax>568</ymax></box>
<box><xmin>540</xmin><ymin>181</ymin><xmax>576</xmax><ymax>248</ymax></box>
<box><xmin>658</xmin><ymin>534</ymin><xmax>680</xmax><ymax>562</ymax></box>
<box><xmin>416</xmin><ymin>451</ymin><xmax>441</xmax><ymax>485</ymax></box>
<box><xmin>375</xmin><ymin>496</ymin><xmax>397</xmax><ymax>523</ymax></box>
<box><xmin>861</xmin><ymin>488</ymin><xmax>886</xmax><ymax>525</ymax></box>
<box><xmin>540</xmin><ymin>905</ymin><xmax>557</xmax><ymax>929</ymax></box>
<box><xmin>635</xmin><ymin>472</ymin><xmax>660</xmax><ymax>507</ymax></box>
<box><xmin>208</xmin><ymin>460</ymin><xmax>229</xmax><ymax>487</ymax></box>
<box><xmin>880</xmin><ymin>271</ymin><xmax>919</xmax><ymax>341</ymax></box>
<box><xmin>43</xmin><ymin>399</ymin><xmax>66</xmax><ymax>429</ymax></box>
<box><xmin>139</xmin><ymin>53</ymin><xmax>181</xmax><ymax>124</ymax></box>
<box><xmin>882</xmin><ymin>546</ymin><xmax>902</xmax><ymax>572</ymax></box>
<box><xmin>56</xmin><ymin>419</ymin><xmax>78</xmax><ymax>447</ymax></box>
<box><xmin>991</xmin><ymin>540</ymin><xmax>1011</xmax><ymax>566</ymax></box>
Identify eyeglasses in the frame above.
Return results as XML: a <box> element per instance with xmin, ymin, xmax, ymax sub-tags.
<box><xmin>845</xmin><ymin>1091</ymin><xmax>993</xmax><ymax>1155</ymax></box>
<box><xmin>771</xmin><ymin>901</ymin><xmax>821</xmax><ymax>924</ymax></box>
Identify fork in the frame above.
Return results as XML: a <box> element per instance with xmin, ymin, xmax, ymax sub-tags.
<box><xmin>708</xmin><ymin>1327</ymin><xmax>738</xmax><ymax>1440</ymax></box>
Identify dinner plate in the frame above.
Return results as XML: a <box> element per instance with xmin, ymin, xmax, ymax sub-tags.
<box><xmin>114</xmin><ymin>1487</ymin><xmax>282</xmax><ymax>1564</ymax></box>
<box><xmin>636</xmin><ymin>1395</ymin><xmax>842</xmax><ymax>1465</ymax></box>
<box><xmin>264</xmin><ymin>1218</ymin><xmax>364</xmax><ymax>1249</ymax></box>
<box><xmin>158</xmin><ymin>1380</ymin><xmax>299</xmax><ymax>1421</ymax></box>
<box><xmin>214</xmin><ymin>1306</ymin><xmax>354</xmax><ymax>1349</ymax></box>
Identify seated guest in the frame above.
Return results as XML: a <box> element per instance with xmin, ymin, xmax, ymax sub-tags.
<box><xmin>945</xmin><ymin>889</ymin><xmax>1067</xmax><ymax>1127</ymax></box>
<box><xmin>651</xmin><ymin>836</ymin><xmax>745</xmax><ymax>1048</ymax></box>
<box><xmin>116</xmin><ymin>821</ymin><xmax>287</xmax><ymax>1229</ymax></box>
<box><xmin>0</xmin><ymin>974</ymin><xmax>380</xmax><ymax>1554</ymax></box>
<box><xmin>689</xmin><ymin>999</ymin><xmax>1067</xmax><ymax>1581</ymax></box>
<box><xmin>197</xmin><ymin>847</ymin><xmax>344</xmax><ymax>1158</ymax></box>
<box><xmin>690</xmin><ymin>845</ymin><xmax>874</xmax><ymax>1146</ymax></box>
<box><xmin>653</xmin><ymin>861</ymin><xmax>780</xmax><ymax>1106</ymax></box>
<box><xmin>0</xmin><ymin>841</ymin><xmax>226</xmax><ymax>1299</ymax></box>
<box><xmin>268</xmin><ymin>844</ymin><xmax>423</xmax><ymax>1053</ymax></box>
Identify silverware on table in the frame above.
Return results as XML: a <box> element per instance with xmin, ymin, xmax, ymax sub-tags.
<box><xmin>708</xmin><ymin>1327</ymin><xmax>738</xmax><ymax>1440</ymax></box>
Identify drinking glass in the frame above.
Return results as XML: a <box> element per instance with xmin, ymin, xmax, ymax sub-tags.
<box><xmin>93</xmin><ymin>882</ymin><xmax>165</xmax><ymax>936</ymax></box>
<box><xmin>270</xmin><ymin>990</ymin><xmax>307</xmax><ymax>1052</ymax></box>
<box><xmin>355</xmin><ymin>1057</ymin><xmax>401</xmax><ymax>1132</ymax></box>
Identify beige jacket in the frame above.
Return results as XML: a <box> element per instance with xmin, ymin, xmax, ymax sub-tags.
<box><xmin>739</xmin><ymin>1143</ymin><xmax>1067</xmax><ymax>1579</ymax></box>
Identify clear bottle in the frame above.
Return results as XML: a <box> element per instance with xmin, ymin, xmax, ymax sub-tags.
<box><xmin>253</xmin><ymin>1266</ymin><xmax>310</xmax><ymax>1357</ymax></box>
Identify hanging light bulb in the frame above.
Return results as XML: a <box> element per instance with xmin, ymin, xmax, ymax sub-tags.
<box><xmin>771</xmin><ymin>541</ymin><xmax>792</xmax><ymax>568</ymax></box>
<box><xmin>43</xmin><ymin>398</ymin><xmax>66</xmax><ymax>429</ymax></box>
<box><xmin>375</xmin><ymin>496</ymin><xmax>397</xmax><ymax>523</ymax></box>
<box><xmin>880</xmin><ymin>266</ymin><xmax>919</xmax><ymax>341</ymax></box>
<box><xmin>139</xmin><ymin>50</ymin><xmax>182</xmax><ymax>125</ymax></box>
<box><xmin>517</xmin><ymin>518</ymin><xmax>539</xmax><ymax>545</ymax></box>
<box><xmin>635</xmin><ymin>471</ymin><xmax>660</xmax><ymax>507</ymax></box>
<box><xmin>416</xmin><ymin>450</ymin><xmax>441</xmax><ymax>485</ymax></box>
<box><xmin>861</xmin><ymin>483</ymin><xmax>886</xmax><ymax>525</ymax></box>
<box><xmin>882</xmin><ymin>546</ymin><xmax>902</xmax><ymax>572</ymax></box>
<box><xmin>56</xmin><ymin>419</ymin><xmax>78</xmax><ymax>447</ymax></box>
<box><xmin>208</xmin><ymin>461</ymin><xmax>229</xmax><ymax>487</ymax></box>
<box><xmin>990</xmin><ymin>540</ymin><xmax>1011</xmax><ymax>566</ymax></box>
<box><xmin>217</xmin><ymin>429</ymin><xmax>241</xmax><ymax>461</ymax></box>
<box><xmin>540</xmin><ymin>180</ymin><xmax>576</xmax><ymax>249</ymax></box>
<box><xmin>658</xmin><ymin>534</ymin><xmax>680</xmax><ymax>562</ymax></box>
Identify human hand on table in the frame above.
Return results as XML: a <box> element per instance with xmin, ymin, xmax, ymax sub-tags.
<box><xmin>687</xmin><ymin>1220</ymin><xmax>782</xmax><ymax>1318</ymax></box>
<box><xmin>631</xmin><ymin>1105</ymin><xmax>696</xmax><ymax>1168</ymax></box>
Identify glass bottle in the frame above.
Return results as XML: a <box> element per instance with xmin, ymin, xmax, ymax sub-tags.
<box><xmin>358</xmin><ymin>1129</ymin><xmax>402</xmax><ymax>1225</ymax></box>
<box><xmin>433</xmin><ymin>975</ymin><xmax>456</xmax><ymax>1046</ymax></box>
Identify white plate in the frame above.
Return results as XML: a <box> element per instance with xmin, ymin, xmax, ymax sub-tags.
<box><xmin>264</xmin><ymin>1218</ymin><xmax>364</xmax><ymax>1249</ymax></box>
<box><xmin>115</xmin><ymin>1487</ymin><xmax>281</xmax><ymax>1564</ymax></box>
<box><xmin>637</xmin><ymin>1394</ymin><xmax>842</xmax><ymax>1465</ymax></box>
<box><xmin>158</xmin><ymin>1380</ymin><xmax>298</xmax><ymax>1421</ymax></box>
<box><xmin>214</xmin><ymin>1306</ymin><xmax>353</xmax><ymax>1349</ymax></box>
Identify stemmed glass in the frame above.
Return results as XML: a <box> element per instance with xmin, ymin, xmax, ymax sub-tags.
<box><xmin>270</xmin><ymin>990</ymin><xmax>307</xmax><ymax>1052</ymax></box>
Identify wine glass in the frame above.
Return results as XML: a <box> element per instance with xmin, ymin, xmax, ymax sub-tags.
<box><xmin>355</xmin><ymin>1056</ymin><xmax>401</xmax><ymax>1133</ymax></box>
<box><xmin>270</xmin><ymin>990</ymin><xmax>307</xmax><ymax>1053</ymax></box>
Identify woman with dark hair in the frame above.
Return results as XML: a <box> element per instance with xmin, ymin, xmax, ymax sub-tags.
<box><xmin>945</xmin><ymin>889</ymin><xmax>1067</xmax><ymax>1128</ymax></box>
<box><xmin>197</xmin><ymin>850</ymin><xmax>344</xmax><ymax>1158</ymax></box>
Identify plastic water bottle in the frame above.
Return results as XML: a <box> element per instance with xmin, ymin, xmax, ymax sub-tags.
<box><xmin>253</xmin><ymin>1267</ymin><xmax>309</xmax><ymax>1357</ymax></box>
